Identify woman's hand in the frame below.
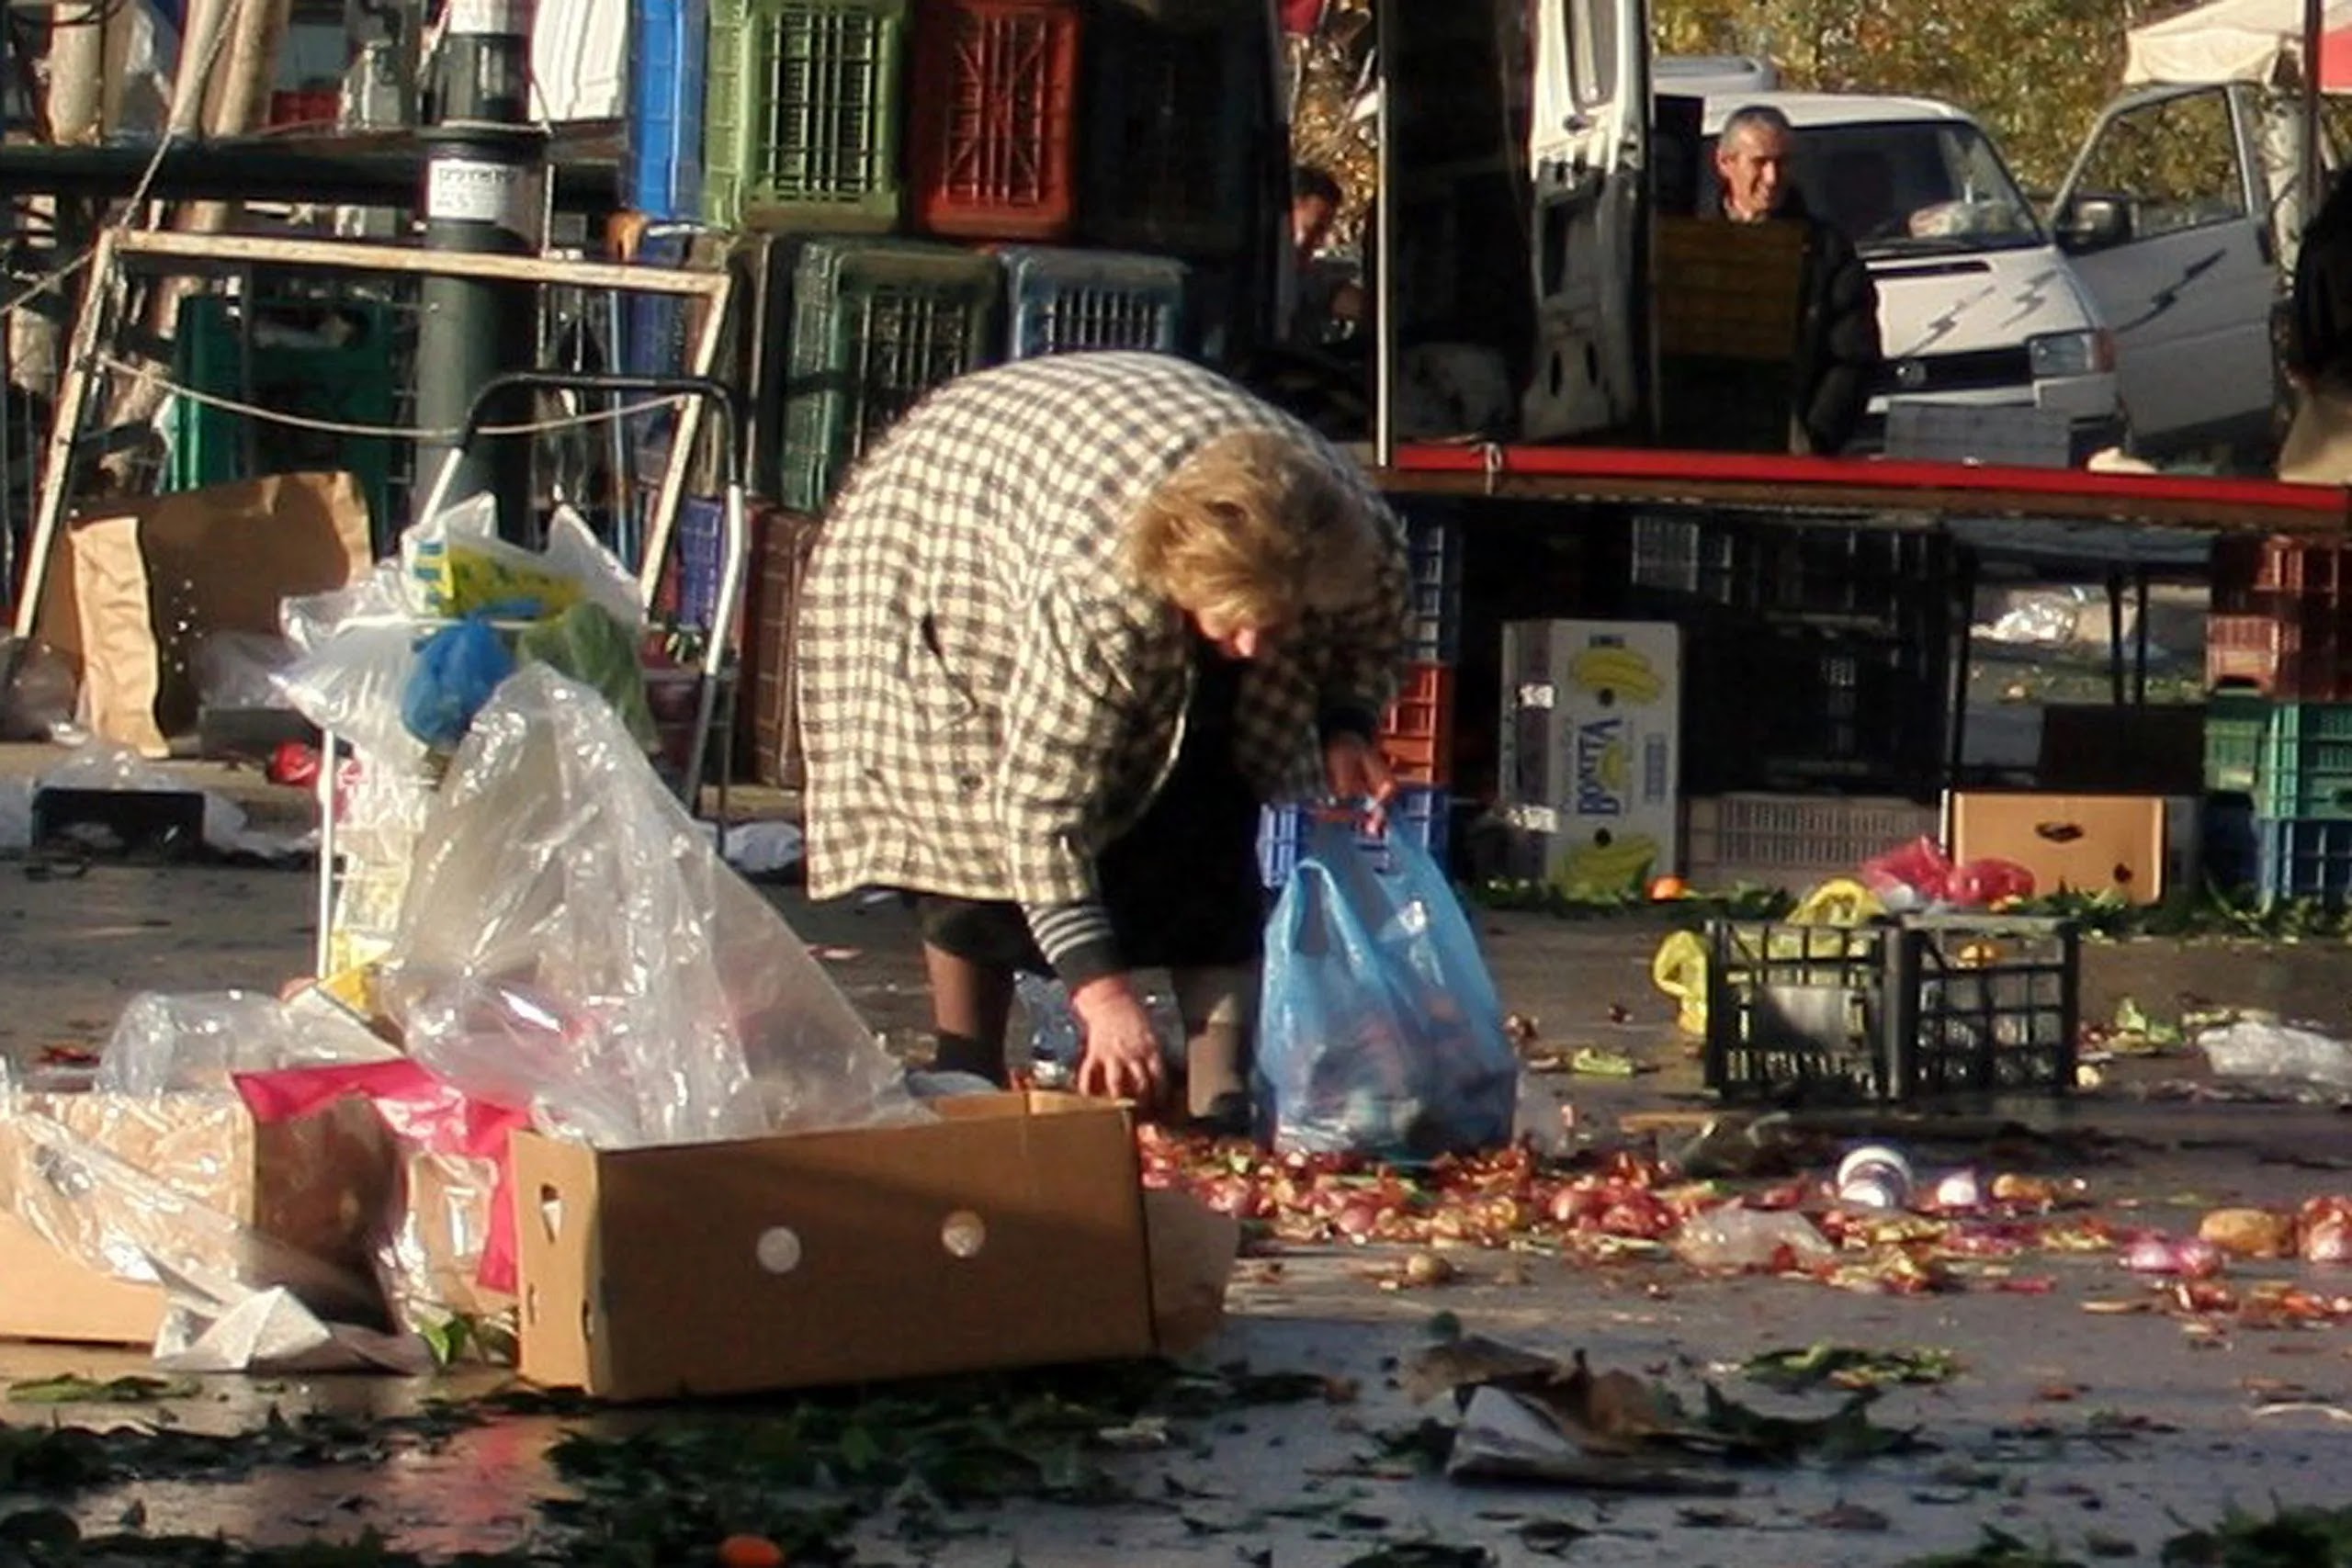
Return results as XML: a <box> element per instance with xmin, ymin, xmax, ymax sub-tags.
<box><xmin>1324</xmin><ymin>731</ymin><xmax>1397</xmax><ymax>831</ymax></box>
<box><xmin>1069</xmin><ymin>975</ymin><xmax>1168</xmax><ymax>1107</ymax></box>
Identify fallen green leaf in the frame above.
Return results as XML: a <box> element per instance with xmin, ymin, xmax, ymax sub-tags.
<box><xmin>1743</xmin><ymin>1344</ymin><xmax>1962</xmax><ymax>1393</ymax></box>
<box><xmin>8</xmin><ymin>1372</ymin><xmax>200</xmax><ymax>1404</ymax></box>
<box><xmin>2160</xmin><ymin>1501</ymin><xmax>2352</xmax><ymax>1565</ymax></box>
<box><xmin>1340</xmin><ymin>1544</ymin><xmax>1493</xmax><ymax>1568</ymax></box>
<box><xmin>1569</xmin><ymin>1045</ymin><xmax>1642</xmax><ymax>1078</ymax></box>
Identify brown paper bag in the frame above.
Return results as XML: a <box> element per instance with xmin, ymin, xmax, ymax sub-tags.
<box><xmin>35</xmin><ymin>471</ymin><xmax>374</xmax><ymax>756</ymax></box>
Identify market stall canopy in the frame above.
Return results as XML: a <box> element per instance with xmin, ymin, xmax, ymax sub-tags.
<box><xmin>2124</xmin><ymin>0</ymin><xmax>2352</xmax><ymax>91</ymax></box>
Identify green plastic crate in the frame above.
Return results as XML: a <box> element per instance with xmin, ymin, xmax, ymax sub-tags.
<box><xmin>704</xmin><ymin>0</ymin><xmax>907</xmax><ymax>231</ymax></box>
<box><xmin>2204</xmin><ymin>689</ymin><xmax>2268</xmax><ymax>795</ymax></box>
<box><xmin>167</xmin><ymin>295</ymin><xmax>396</xmax><ymax>531</ymax></box>
<box><xmin>780</xmin><ymin>238</ymin><xmax>1000</xmax><ymax>510</ymax></box>
<box><xmin>2256</xmin><ymin>702</ymin><xmax>2352</xmax><ymax>819</ymax></box>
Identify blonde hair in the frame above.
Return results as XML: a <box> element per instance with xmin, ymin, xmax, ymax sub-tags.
<box><xmin>1123</xmin><ymin>430</ymin><xmax>1378</xmax><ymax>628</ymax></box>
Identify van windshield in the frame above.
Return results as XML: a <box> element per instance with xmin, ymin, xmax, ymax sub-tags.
<box><xmin>1790</xmin><ymin>121</ymin><xmax>2047</xmax><ymax>256</ymax></box>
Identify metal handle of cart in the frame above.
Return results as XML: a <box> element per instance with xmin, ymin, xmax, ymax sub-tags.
<box><xmin>315</xmin><ymin>374</ymin><xmax>754</xmax><ymax>979</ymax></box>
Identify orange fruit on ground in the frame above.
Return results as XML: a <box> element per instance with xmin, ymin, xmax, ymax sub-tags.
<box><xmin>1646</xmin><ymin>874</ymin><xmax>1688</xmax><ymax>901</ymax></box>
<box><xmin>718</xmin><ymin>1535</ymin><xmax>786</xmax><ymax>1568</ymax></box>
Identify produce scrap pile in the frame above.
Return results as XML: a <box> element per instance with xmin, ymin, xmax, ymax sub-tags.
<box><xmin>1138</xmin><ymin>1128</ymin><xmax>2352</xmax><ymax>1329</ymax></box>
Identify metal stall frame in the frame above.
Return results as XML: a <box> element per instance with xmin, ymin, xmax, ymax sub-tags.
<box><xmin>8</xmin><ymin>228</ymin><xmax>738</xmax><ymax>646</ymax></box>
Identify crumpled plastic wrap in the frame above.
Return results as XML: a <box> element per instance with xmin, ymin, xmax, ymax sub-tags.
<box><xmin>383</xmin><ymin>665</ymin><xmax>922</xmax><ymax>1147</ymax></box>
<box><xmin>237</xmin><ymin>1059</ymin><xmax>525</xmax><ymax>1332</ymax></box>
<box><xmin>0</xmin><ymin>1090</ymin><xmax>396</xmax><ymax>1330</ymax></box>
<box><xmin>274</xmin><ymin>564</ymin><xmax>428</xmax><ymax>773</ymax></box>
<box><xmin>96</xmin><ymin>991</ymin><xmax>398</xmax><ymax>1096</ymax></box>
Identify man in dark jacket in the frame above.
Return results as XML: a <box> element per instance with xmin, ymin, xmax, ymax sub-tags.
<box><xmin>1713</xmin><ymin>104</ymin><xmax>1883</xmax><ymax>455</ymax></box>
<box><xmin>2278</xmin><ymin>164</ymin><xmax>2352</xmax><ymax>480</ymax></box>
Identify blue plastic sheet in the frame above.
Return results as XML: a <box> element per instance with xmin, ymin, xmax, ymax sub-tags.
<box><xmin>401</xmin><ymin>616</ymin><xmax>514</xmax><ymax>750</ymax></box>
<box><xmin>1254</xmin><ymin>818</ymin><xmax>1518</xmax><ymax>1159</ymax></box>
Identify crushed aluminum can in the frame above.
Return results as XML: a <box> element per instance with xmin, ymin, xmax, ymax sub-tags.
<box><xmin>1031</xmin><ymin>1058</ymin><xmax>1076</xmax><ymax>1091</ymax></box>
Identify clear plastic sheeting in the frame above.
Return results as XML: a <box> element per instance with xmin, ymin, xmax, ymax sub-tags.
<box><xmin>384</xmin><ymin>666</ymin><xmax>921</xmax><ymax>1147</ymax></box>
<box><xmin>191</xmin><ymin>631</ymin><xmax>298</xmax><ymax>710</ymax></box>
<box><xmin>0</xmin><ymin>1093</ymin><xmax>394</xmax><ymax>1328</ymax></box>
<box><xmin>274</xmin><ymin>566</ymin><xmax>429</xmax><ymax>773</ymax></box>
<box><xmin>96</xmin><ymin>991</ymin><xmax>399</xmax><ymax>1097</ymax></box>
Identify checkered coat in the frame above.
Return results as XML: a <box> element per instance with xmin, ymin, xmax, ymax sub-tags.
<box><xmin>797</xmin><ymin>353</ymin><xmax>1410</xmax><ymax>908</ymax></box>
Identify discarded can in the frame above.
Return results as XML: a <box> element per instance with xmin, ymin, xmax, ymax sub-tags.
<box><xmin>1835</xmin><ymin>1145</ymin><xmax>1915</xmax><ymax>1211</ymax></box>
<box><xmin>1030</xmin><ymin>1057</ymin><xmax>1076</xmax><ymax>1091</ymax></box>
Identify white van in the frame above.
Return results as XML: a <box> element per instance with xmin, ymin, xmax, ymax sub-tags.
<box><xmin>1699</xmin><ymin>93</ymin><xmax>2125</xmax><ymax>461</ymax></box>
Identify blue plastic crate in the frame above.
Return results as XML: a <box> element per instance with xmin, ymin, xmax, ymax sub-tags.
<box><xmin>2257</xmin><ymin>816</ymin><xmax>2352</xmax><ymax>906</ymax></box>
<box><xmin>1258</xmin><ymin>786</ymin><xmax>1451</xmax><ymax>892</ymax></box>
<box><xmin>1406</xmin><ymin>514</ymin><xmax>1462</xmax><ymax>663</ymax></box>
<box><xmin>671</xmin><ymin>496</ymin><xmax>725</xmax><ymax>629</ymax></box>
<box><xmin>1001</xmin><ymin>246</ymin><xmax>1187</xmax><ymax>358</ymax></box>
<box><xmin>625</xmin><ymin>0</ymin><xmax>709</xmax><ymax>219</ymax></box>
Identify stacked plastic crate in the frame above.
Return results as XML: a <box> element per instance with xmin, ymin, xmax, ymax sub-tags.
<box><xmin>1634</xmin><ymin>511</ymin><xmax>1956</xmax><ymax>798</ymax></box>
<box><xmin>2204</xmin><ymin>535</ymin><xmax>2352</xmax><ymax>904</ymax></box>
<box><xmin>1257</xmin><ymin>507</ymin><xmax>1462</xmax><ymax>890</ymax></box>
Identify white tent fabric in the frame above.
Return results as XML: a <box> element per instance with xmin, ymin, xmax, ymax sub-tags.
<box><xmin>2123</xmin><ymin>0</ymin><xmax>2352</xmax><ymax>89</ymax></box>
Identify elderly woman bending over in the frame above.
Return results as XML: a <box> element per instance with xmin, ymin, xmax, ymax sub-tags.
<box><xmin>797</xmin><ymin>352</ymin><xmax>1410</xmax><ymax>1131</ymax></box>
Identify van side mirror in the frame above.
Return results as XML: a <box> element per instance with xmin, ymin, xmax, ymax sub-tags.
<box><xmin>2055</xmin><ymin>196</ymin><xmax>2130</xmax><ymax>254</ymax></box>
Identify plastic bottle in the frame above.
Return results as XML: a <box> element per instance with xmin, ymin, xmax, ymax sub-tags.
<box><xmin>1675</xmin><ymin>1206</ymin><xmax>1836</xmax><ymax>1269</ymax></box>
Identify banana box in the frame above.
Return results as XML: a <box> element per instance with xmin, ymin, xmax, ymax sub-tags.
<box><xmin>1496</xmin><ymin>620</ymin><xmax>1682</xmax><ymax>897</ymax></box>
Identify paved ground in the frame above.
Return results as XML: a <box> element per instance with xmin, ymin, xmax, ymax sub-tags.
<box><xmin>12</xmin><ymin>745</ymin><xmax>2352</xmax><ymax>1562</ymax></box>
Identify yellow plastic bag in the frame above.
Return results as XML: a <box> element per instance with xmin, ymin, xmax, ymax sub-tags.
<box><xmin>1652</xmin><ymin>929</ymin><xmax>1710</xmax><ymax>1036</ymax></box>
<box><xmin>1790</xmin><ymin>877</ymin><xmax>1885</xmax><ymax>928</ymax></box>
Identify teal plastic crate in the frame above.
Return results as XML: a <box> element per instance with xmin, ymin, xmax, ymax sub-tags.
<box><xmin>704</xmin><ymin>0</ymin><xmax>907</xmax><ymax>231</ymax></box>
<box><xmin>780</xmin><ymin>238</ymin><xmax>1000</xmax><ymax>510</ymax></box>
<box><xmin>2256</xmin><ymin>702</ymin><xmax>2352</xmax><ymax>819</ymax></box>
<box><xmin>168</xmin><ymin>295</ymin><xmax>397</xmax><ymax>535</ymax></box>
<box><xmin>2257</xmin><ymin>817</ymin><xmax>2352</xmax><ymax>906</ymax></box>
<box><xmin>2204</xmin><ymin>688</ymin><xmax>2267</xmax><ymax>795</ymax></box>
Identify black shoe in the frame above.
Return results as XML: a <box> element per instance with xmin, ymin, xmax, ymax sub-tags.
<box><xmin>1191</xmin><ymin>1091</ymin><xmax>1253</xmax><ymax>1141</ymax></box>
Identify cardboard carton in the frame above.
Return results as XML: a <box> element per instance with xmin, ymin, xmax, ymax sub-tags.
<box><xmin>1497</xmin><ymin>619</ymin><xmax>1683</xmax><ymax>894</ymax></box>
<box><xmin>514</xmin><ymin>1092</ymin><xmax>1216</xmax><ymax>1402</ymax></box>
<box><xmin>0</xmin><ymin>1091</ymin><xmax>397</xmax><ymax>1345</ymax></box>
<box><xmin>1949</xmin><ymin>792</ymin><xmax>2195</xmax><ymax>905</ymax></box>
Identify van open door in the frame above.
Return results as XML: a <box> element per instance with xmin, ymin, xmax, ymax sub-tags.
<box><xmin>1521</xmin><ymin>0</ymin><xmax>1652</xmax><ymax>439</ymax></box>
<box><xmin>2049</xmin><ymin>83</ymin><xmax>2280</xmax><ymax>461</ymax></box>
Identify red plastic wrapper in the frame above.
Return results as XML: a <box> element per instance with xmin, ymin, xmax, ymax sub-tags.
<box><xmin>236</xmin><ymin>1059</ymin><xmax>529</xmax><ymax>1292</ymax></box>
<box><xmin>1946</xmin><ymin>858</ymin><xmax>2036</xmax><ymax>908</ymax></box>
<box><xmin>1861</xmin><ymin>836</ymin><xmax>2036</xmax><ymax>910</ymax></box>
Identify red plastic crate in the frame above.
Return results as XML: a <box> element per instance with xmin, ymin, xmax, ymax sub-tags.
<box><xmin>2208</xmin><ymin>609</ymin><xmax>2352</xmax><ymax>701</ymax></box>
<box><xmin>908</xmin><ymin>0</ymin><xmax>1080</xmax><ymax>241</ymax></box>
<box><xmin>1378</xmin><ymin>662</ymin><xmax>1456</xmax><ymax>786</ymax></box>
<box><xmin>2212</xmin><ymin>534</ymin><xmax>2352</xmax><ymax>615</ymax></box>
<box><xmin>267</xmin><ymin>87</ymin><xmax>340</xmax><ymax>129</ymax></box>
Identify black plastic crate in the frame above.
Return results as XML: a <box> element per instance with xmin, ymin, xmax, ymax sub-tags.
<box><xmin>1706</xmin><ymin>915</ymin><xmax>2078</xmax><ymax>1103</ymax></box>
<box><xmin>1625</xmin><ymin>511</ymin><xmax>1953</xmax><ymax>639</ymax></box>
<box><xmin>1683</xmin><ymin>625</ymin><xmax>1951</xmax><ymax>794</ymax></box>
<box><xmin>1891</xmin><ymin>917</ymin><xmax>2079</xmax><ymax>1099</ymax></box>
<box><xmin>1705</xmin><ymin>920</ymin><xmax>1895</xmax><ymax>1101</ymax></box>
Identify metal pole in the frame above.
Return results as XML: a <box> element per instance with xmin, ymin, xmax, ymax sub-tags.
<box><xmin>1372</xmin><ymin>0</ymin><xmax>1395</xmax><ymax>468</ymax></box>
<box><xmin>2306</xmin><ymin>0</ymin><xmax>2327</xmax><ymax>220</ymax></box>
<box><xmin>414</xmin><ymin>0</ymin><xmax>546</xmax><ymax>538</ymax></box>
<box><xmin>2106</xmin><ymin>569</ymin><xmax>2127</xmax><ymax>705</ymax></box>
<box><xmin>2133</xmin><ymin>567</ymin><xmax>2152</xmax><ymax>705</ymax></box>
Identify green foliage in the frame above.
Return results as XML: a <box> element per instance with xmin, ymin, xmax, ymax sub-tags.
<box><xmin>1653</xmin><ymin>0</ymin><xmax>2153</xmax><ymax>192</ymax></box>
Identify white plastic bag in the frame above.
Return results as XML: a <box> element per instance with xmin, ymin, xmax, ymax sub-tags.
<box><xmin>383</xmin><ymin>666</ymin><xmax>920</xmax><ymax>1146</ymax></box>
<box><xmin>399</xmin><ymin>492</ymin><xmax>641</xmax><ymax>629</ymax></box>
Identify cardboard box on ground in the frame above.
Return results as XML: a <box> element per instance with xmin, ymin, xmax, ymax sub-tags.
<box><xmin>0</xmin><ymin>1090</ymin><xmax>399</xmax><ymax>1345</ymax></box>
<box><xmin>31</xmin><ymin>471</ymin><xmax>372</xmax><ymax>757</ymax></box>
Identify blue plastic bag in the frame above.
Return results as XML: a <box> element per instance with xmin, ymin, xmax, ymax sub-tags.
<box><xmin>1254</xmin><ymin>817</ymin><xmax>1519</xmax><ymax>1159</ymax></box>
<box><xmin>401</xmin><ymin>615</ymin><xmax>515</xmax><ymax>750</ymax></box>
